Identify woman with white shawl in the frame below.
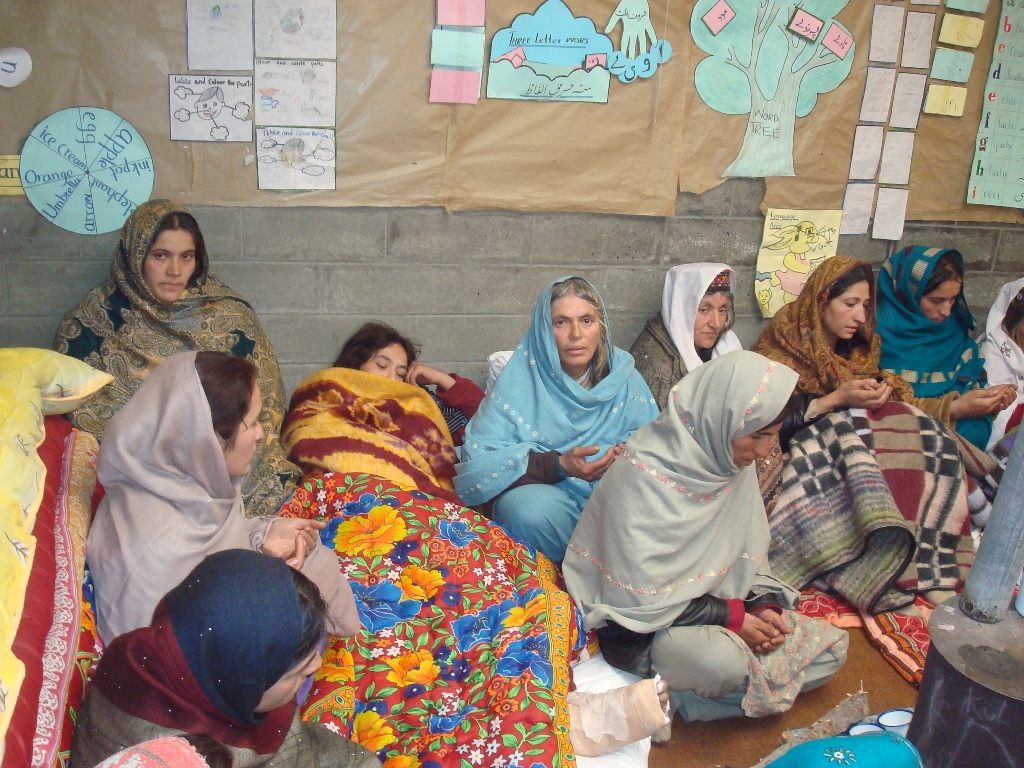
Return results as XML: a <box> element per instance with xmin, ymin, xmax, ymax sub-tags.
<box><xmin>86</xmin><ymin>351</ymin><xmax>358</xmax><ymax>644</ymax></box>
<box><xmin>629</xmin><ymin>264</ymin><xmax>743</xmax><ymax>410</ymax></box>
<box><xmin>563</xmin><ymin>351</ymin><xmax>847</xmax><ymax>731</ymax></box>
<box><xmin>980</xmin><ymin>277</ymin><xmax>1024</xmax><ymax>450</ymax></box>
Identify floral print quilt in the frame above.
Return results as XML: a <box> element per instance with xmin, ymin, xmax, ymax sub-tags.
<box><xmin>280</xmin><ymin>472</ymin><xmax>585</xmax><ymax>768</ymax></box>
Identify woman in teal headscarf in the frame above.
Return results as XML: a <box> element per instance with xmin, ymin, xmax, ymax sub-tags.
<box><xmin>454</xmin><ymin>277</ymin><xmax>658</xmax><ymax>563</ymax></box>
<box><xmin>876</xmin><ymin>246</ymin><xmax>1016</xmax><ymax>449</ymax></box>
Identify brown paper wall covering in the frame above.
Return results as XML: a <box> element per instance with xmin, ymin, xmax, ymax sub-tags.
<box><xmin>1</xmin><ymin>0</ymin><xmax>1018</xmax><ymax>223</ymax></box>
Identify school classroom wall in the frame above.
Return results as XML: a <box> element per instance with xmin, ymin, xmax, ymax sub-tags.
<box><xmin>2</xmin><ymin>181</ymin><xmax>1020</xmax><ymax>397</ymax></box>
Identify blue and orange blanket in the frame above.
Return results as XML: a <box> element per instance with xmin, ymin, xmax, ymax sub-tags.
<box><xmin>280</xmin><ymin>471</ymin><xmax>585</xmax><ymax>768</ymax></box>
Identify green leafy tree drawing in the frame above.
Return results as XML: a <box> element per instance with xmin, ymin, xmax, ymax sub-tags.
<box><xmin>691</xmin><ymin>0</ymin><xmax>855</xmax><ymax>177</ymax></box>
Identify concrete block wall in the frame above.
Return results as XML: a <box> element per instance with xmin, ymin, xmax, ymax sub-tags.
<box><xmin>1</xmin><ymin>179</ymin><xmax>1021</xmax><ymax>399</ymax></box>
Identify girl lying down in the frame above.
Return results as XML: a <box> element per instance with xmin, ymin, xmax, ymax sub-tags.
<box><xmin>283</xmin><ymin>322</ymin><xmax>484</xmax><ymax>506</ymax></box>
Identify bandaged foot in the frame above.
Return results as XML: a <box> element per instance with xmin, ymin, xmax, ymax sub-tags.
<box><xmin>651</xmin><ymin>720</ymin><xmax>673</xmax><ymax>744</ymax></box>
<box><xmin>568</xmin><ymin>675</ymin><xmax>671</xmax><ymax>757</ymax></box>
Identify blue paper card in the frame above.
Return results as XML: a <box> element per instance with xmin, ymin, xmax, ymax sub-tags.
<box><xmin>431</xmin><ymin>26</ymin><xmax>486</xmax><ymax>69</ymax></box>
<box><xmin>945</xmin><ymin>0</ymin><xmax>988</xmax><ymax>13</ymax></box>
<box><xmin>931</xmin><ymin>47</ymin><xmax>974</xmax><ymax>82</ymax></box>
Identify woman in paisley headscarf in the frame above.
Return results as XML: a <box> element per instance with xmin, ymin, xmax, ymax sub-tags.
<box><xmin>54</xmin><ymin>199</ymin><xmax>299</xmax><ymax>517</ymax></box>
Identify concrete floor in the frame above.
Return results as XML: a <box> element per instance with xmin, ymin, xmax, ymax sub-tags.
<box><xmin>648</xmin><ymin>628</ymin><xmax>919</xmax><ymax>768</ymax></box>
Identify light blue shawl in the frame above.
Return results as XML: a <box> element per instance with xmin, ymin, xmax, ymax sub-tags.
<box><xmin>455</xmin><ymin>277</ymin><xmax>658</xmax><ymax>506</ymax></box>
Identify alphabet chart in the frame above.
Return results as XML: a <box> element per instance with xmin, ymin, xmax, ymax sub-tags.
<box><xmin>967</xmin><ymin>2</ymin><xmax>1024</xmax><ymax>207</ymax></box>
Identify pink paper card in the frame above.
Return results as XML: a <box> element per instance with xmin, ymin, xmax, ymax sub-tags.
<box><xmin>429</xmin><ymin>68</ymin><xmax>481</xmax><ymax>104</ymax></box>
<box><xmin>822</xmin><ymin>23</ymin><xmax>853</xmax><ymax>59</ymax></box>
<box><xmin>702</xmin><ymin>0</ymin><xmax>735</xmax><ymax>35</ymax></box>
<box><xmin>789</xmin><ymin>8</ymin><xmax>824</xmax><ymax>41</ymax></box>
<box><xmin>437</xmin><ymin>0</ymin><xmax>485</xmax><ymax>27</ymax></box>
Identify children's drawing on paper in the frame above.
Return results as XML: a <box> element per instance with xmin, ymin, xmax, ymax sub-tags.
<box><xmin>255</xmin><ymin>59</ymin><xmax>336</xmax><ymax>128</ymax></box>
<box><xmin>254</xmin><ymin>0</ymin><xmax>336</xmax><ymax>60</ymax></box>
<box><xmin>169</xmin><ymin>75</ymin><xmax>254</xmax><ymax>142</ymax></box>
<box><xmin>487</xmin><ymin>0</ymin><xmax>613</xmax><ymax>102</ymax></box>
<box><xmin>257</xmin><ymin>126</ymin><xmax>335</xmax><ymax>190</ymax></box>
<box><xmin>186</xmin><ymin>0</ymin><xmax>254</xmax><ymax>70</ymax></box>
<box><xmin>690</xmin><ymin>0</ymin><xmax>856</xmax><ymax>177</ymax></box>
<box><xmin>603</xmin><ymin>0</ymin><xmax>672</xmax><ymax>83</ymax></box>
<box><xmin>755</xmin><ymin>209</ymin><xmax>842</xmax><ymax>317</ymax></box>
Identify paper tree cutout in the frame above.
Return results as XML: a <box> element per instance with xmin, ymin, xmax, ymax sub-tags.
<box><xmin>691</xmin><ymin>0</ymin><xmax>856</xmax><ymax>178</ymax></box>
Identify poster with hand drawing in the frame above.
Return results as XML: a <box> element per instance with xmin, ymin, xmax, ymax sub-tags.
<box><xmin>255</xmin><ymin>58</ymin><xmax>336</xmax><ymax>127</ymax></box>
<box><xmin>257</xmin><ymin>126</ymin><xmax>335</xmax><ymax>190</ymax></box>
<box><xmin>169</xmin><ymin>74</ymin><xmax>254</xmax><ymax>142</ymax></box>
<box><xmin>603</xmin><ymin>0</ymin><xmax>672</xmax><ymax>84</ymax></box>
<box><xmin>255</xmin><ymin>0</ymin><xmax>336</xmax><ymax>60</ymax></box>
<box><xmin>755</xmin><ymin>208</ymin><xmax>842</xmax><ymax>317</ymax></box>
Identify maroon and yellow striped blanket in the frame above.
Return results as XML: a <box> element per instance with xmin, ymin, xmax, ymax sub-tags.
<box><xmin>283</xmin><ymin>368</ymin><xmax>463</xmax><ymax>505</ymax></box>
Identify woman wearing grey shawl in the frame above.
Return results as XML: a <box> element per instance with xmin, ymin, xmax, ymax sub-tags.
<box><xmin>87</xmin><ymin>351</ymin><xmax>358</xmax><ymax>644</ymax></box>
<box><xmin>563</xmin><ymin>351</ymin><xmax>847</xmax><ymax>731</ymax></box>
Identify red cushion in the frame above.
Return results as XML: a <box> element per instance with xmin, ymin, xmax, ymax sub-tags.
<box><xmin>3</xmin><ymin>416</ymin><xmax>72</xmax><ymax>766</ymax></box>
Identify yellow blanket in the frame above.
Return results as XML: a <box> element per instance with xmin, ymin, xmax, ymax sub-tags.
<box><xmin>283</xmin><ymin>368</ymin><xmax>462</xmax><ymax>504</ymax></box>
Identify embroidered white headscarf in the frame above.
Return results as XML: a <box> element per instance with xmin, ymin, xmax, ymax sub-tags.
<box><xmin>662</xmin><ymin>263</ymin><xmax>743</xmax><ymax>372</ymax></box>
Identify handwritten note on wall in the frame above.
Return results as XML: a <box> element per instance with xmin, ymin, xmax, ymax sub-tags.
<box><xmin>870</xmin><ymin>4</ymin><xmax>905</xmax><ymax>62</ymax></box>
<box><xmin>0</xmin><ymin>155</ymin><xmax>23</xmax><ymax>195</ymax></box>
<box><xmin>968</xmin><ymin>3</ymin><xmax>1024</xmax><ymax>207</ymax></box>
<box><xmin>939</xmin><ymin>13</ymin><xmax>986</xmax><ymax>48</ymax></box>
<box><xmin>924</xmin><ymin>83</ymin><xmax>967</xmax><ymax>116</ymax></box>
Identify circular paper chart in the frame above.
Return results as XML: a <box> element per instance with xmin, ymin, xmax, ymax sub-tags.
<box><xmin>20</xmin><ymin>107</ymin><xmax>154</xmax><ymax>235</ymax></box>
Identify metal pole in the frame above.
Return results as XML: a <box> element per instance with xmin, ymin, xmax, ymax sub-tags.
<box><xmin>960</xmin><ymin>430</ymin><xmax>1024</xmax><ymax>623</ymax></box>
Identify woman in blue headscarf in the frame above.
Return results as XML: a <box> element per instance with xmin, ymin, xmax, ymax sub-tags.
<box><xmin>455</xmin><ymin>277</ymin><xmax>658</xmax><ymax>563</ymax></box>
<box><xmin>876</xmin><ymin>246</ymin><xmax>1016</xmax><ymax>449</ymax></box>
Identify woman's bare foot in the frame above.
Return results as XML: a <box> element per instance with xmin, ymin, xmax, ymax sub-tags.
<box><xmin>568</xmin><ymin>676</ymin><xmax>672</xmax><ymax>757</ymax></box>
